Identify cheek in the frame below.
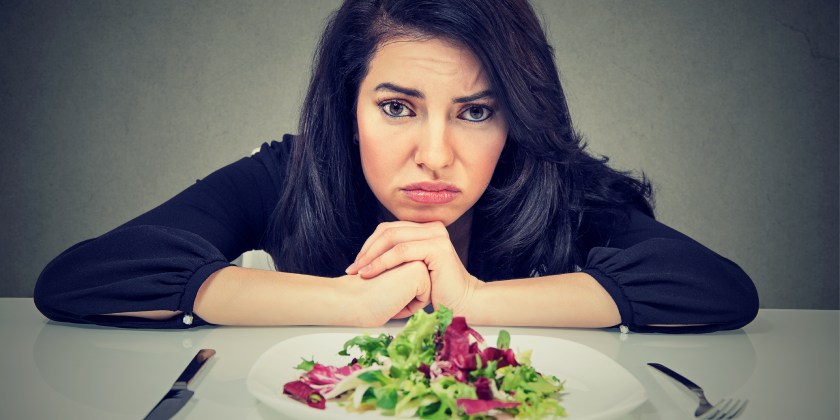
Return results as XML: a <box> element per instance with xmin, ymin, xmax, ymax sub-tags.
<box><xmin>359</xmin><ymin>144</ymin><xmax>393</xmax><ymax>188</ymax></box>
<box><xmin>356</xmin><ymin>110</ymin><xmax>403</xmax><ymax>191</ymax></box>
<box><xmin>464</xmin><ymin>133</ymin><xmax>506</xmax><ymax>185</ymax></box>
<box><xmin>356</xmin><ymin>108</ymin><xmax>380</xmax><ymax>174</ymax></box>
<box><xmin>358</xmin><ymin>136</ymin><xmax>384</xmax><ymax>182</ymax></box>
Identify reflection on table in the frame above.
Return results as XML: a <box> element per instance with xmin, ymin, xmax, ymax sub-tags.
<box><xmin>0</xmin><ymin>299</ymin><xmax>836</xmax><ymax>419</ymax></box>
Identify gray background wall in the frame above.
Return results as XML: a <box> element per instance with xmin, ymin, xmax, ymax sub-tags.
<box><xmin>1</xmin><ymin>0</ymin><xmax>837</xmax><ymax>309</ymax></box>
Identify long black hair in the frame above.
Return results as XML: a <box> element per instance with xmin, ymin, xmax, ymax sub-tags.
<box><xmin>265</xmin><ymin>0</ymin><xmax>653</xmax><ymax>279</ymax></box>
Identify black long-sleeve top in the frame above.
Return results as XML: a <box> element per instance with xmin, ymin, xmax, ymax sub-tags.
<box><xmin>34</xmin><ymin>137</ymin><xmax>759</xmax><ymax>332</ymax></box>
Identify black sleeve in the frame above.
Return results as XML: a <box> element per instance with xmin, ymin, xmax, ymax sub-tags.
<box><xmin>577</xmin><ymin>209</ymin><xmax>759</xmax><ymax>333</ymax></box>
<box><xmin>33</xmin><ymin>138</ymin><xmax>292</xmax><ymax>329</ymax></box>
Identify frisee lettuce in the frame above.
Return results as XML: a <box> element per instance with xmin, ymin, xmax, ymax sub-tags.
<box><xmin>284</xmin><ymin>307</ymin><xmax>566</xmax><ymax>419</ymax></box>
<box><xmin>338</xmin><ymin>333</ymin><xmax>392</xmax><ymax>367</ymax></box>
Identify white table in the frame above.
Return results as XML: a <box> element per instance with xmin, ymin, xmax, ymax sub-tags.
<box><xmin>0</xmin><ymin>298</ymin><xmax>836</xmax><ymax>419</ymax></box>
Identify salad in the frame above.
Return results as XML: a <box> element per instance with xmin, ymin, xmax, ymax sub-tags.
<box><xmin>282</xmin><ymin>307</ymin><xmax>567</xmax><ymax>419</ymax></box>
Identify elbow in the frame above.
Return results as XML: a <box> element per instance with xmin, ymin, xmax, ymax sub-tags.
<box><xmin>723</xmin><ymin>265</ymin><xmax>759</xmax><ymax>330</ymax></box>
<box><xmin>33</xmin><ymin>259</ymin><xmax>72</xmax><ymax>323</ymax></box>
<box><xmin>693</xmin><ymin>257</ymin><xmax>759</xmax><ymax>332</ymax></box>
<box><xmin>682</xmin><ymin>243</ymin><xmax>760</xmax><ymax>331</ymax></box>
<box><xmin>33</xmin><ymin>240</ymin><xmax>95</xmax><ymax>324</ymax></box>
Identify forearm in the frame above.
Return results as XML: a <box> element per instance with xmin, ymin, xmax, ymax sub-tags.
<box><xmin>111</xmin><ymin>261</ymin><xmax>430</xmax><ymax>327</ymax></box>
<box><xmin>461</xmin><ymin>272</ymin><xmax>621</xmax><ymax>328</ymax></box>
<box><xmin>109</xmin><ymin>266</ymin><xmax>348</xmax><ymax>325</ymax></box>
<box><xmin>192</xmin><ymin>266</ymin><xmax>352</xmax><ymax>326</ymax></box>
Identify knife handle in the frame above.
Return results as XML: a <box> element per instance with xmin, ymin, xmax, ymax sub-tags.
<box><xmin>174</xmin><ymin>349</ymin><xmax>216</xmax><ymax>388</ymax></box>
<box><xmin>647</xmin><ymin>362</ymin><xmax>703</xmax><ymax>393</ymax></box>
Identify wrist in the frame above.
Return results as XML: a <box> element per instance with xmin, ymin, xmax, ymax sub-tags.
<box><xmin>332</xmin><ymin>274</ymin><xmax>368</xmax><ymax>327</ymax></box>
<box><xmin>453</xmin><ymin>275</ymin><xmax>485</xmax><ymax>323</ymax></box>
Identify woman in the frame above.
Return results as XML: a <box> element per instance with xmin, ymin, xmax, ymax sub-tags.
<box><xmin>34</xmin><ymin>0</ymin><xmax>758</xmax><ymax>332</ymax></box>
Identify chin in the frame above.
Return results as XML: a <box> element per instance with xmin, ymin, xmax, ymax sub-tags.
<box><xmin>394</xmin><ymin>209</ymin><xmax>461</xmax><ymax>226</ymax></box>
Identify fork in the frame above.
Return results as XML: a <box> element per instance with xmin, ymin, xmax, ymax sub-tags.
<box><xmin>648</xmin><ymin>363</ymin><xmax>748</xmax><ymax>419</ymax></box>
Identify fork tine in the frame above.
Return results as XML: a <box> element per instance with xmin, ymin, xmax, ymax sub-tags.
<box><xmin>705</xmin><ymin>399</ymin><xmax>748</xmax><ymax>419</ymax></box>
<box><xmin>724</xmin><ymin>399</ymin><xmax>748</xmax><ymax>419</ymax></box>
<box><xmin>703</xmin><ymin>399</ymin><xmax>732</xmax><ymax>419</ymax></box>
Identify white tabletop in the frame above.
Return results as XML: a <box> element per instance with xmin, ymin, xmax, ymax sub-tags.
<box><xmin>0</xmin><ymin>298</ymin><xmax>836</xmax><ymax>419</ymax></box>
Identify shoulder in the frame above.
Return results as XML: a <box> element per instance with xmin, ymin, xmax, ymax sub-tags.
<box><xmin>190</xmin><ymin>135</ymin><xmax>296</xmax><ymax>214</ymax></box>
<box><xmin>244</xmin><ymin>134</ymin><xmax>295</xmax><ymax>183</ymax></box>
<box><xmin>577</xmin><ymin>204</ymin><xmax>697</xmax><ymax>251</ymax></box>
<box><xmin>252</xmin><ymin>134</ymin><xmax>294</xmax><ymax>162</ymax></box>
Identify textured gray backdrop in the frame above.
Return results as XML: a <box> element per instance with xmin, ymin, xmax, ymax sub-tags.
<box><xmin>1</xmin><ymin>0</ymin><xmax>837</xmax><ymax>309</ymax></box>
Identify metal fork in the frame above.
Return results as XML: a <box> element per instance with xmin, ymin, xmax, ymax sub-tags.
<box><xmin>648</xmin><ymin>363</ymin><xmax>748</xmax><ymax>419</ymax></box>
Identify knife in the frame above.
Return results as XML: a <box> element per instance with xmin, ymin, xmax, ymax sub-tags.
<box><xmin>144</xmin><ymin>348</ymin><xmax>216</xmax><ymax>420</ymax></box>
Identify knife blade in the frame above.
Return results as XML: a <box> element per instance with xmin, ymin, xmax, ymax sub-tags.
<box><xmin>144</xmin><ymin>348</ymin><xmax>216</xmax><ymax>420</ymax></box>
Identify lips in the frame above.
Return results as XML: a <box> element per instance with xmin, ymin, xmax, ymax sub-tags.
<box><xmin>401</xmin><ymin>182</ymin><xmax>460</xmax><ymax>204</ymax></box>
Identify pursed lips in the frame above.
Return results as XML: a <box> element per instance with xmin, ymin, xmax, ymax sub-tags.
<box><xmin>401</xmin><ymin>182</ymin><xmax>460</xmax><ymax>204</ymax></box>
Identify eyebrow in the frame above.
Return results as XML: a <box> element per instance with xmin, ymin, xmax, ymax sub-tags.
<box><xmin>375</xmin><ymin>83</ymin><xmax>423</xmax><ymax>99</ymax></box>
<box><xmin>453</xmin><ymin>90</ymin><xmax>493</xmax><ymax>103</ymax></box>
<box><xmin>374</xmin><ymin>82</ymin><xmax>494</xmax><ymax>103</ymax></box>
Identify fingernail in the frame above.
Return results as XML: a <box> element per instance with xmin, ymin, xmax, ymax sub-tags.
<box><xmin>358</xmin><ymin>265</ymin><xmax>371</xmax><ymax>276</ymax></box>
<box><xmin>344</xmin><ymin>263</ymin><xmax>356</xmax><ymax>274</ymax></box>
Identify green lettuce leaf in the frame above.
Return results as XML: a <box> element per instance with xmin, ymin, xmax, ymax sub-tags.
<box><xmin>294</xmin><ymin>357</ymin><xmax>316</xmax><ymax>372</ymax></box>
<box><xmin>339</xmin><ymin>333</ymin><xmax>392</xmax><ymax>367</ymax></box>
<box><xmin>386</xmin><ymin>308</ymin><xmax>451</xmax><ymax>372</ymax></box>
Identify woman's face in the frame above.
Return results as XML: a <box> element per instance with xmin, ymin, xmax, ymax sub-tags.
<box><xmin>355</xmin><ymin>37</ymin><xmax>508</xmax><ymax>226</ymax></box>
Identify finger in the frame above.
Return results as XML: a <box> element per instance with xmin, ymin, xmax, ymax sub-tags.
<box><xmin>345</xmin><ymin>222</ymin><xmax>448</xmax><ymax>274</ymax></box>
<box><xmin>407</xmin><ymin>298</ymin><xmax>429</xmax><ymax>314</ymax></box>
<box><xmin>356</xmin><ymin>222</ymin><xmax>434</xmax><ymax>262</ymax></box>
<box><xmin>358</xmin><ymin>240</ymin><xmax>442</xmax><ymax>278</ymax></box>
<box><xmin>390</xmin><ymin>273</ymin><xmax>430</xmax><ymax>319</ymax></box>
<box><xmin>348</xmin><ymin>225</ymin><xmax>443</xmax><ymax>274</ymax></box>
<box><xmin>392</xmin><ymin>305</ymin><xmax>414</xmax><ymax>319</ymax></box>
<box><xmin>392</xmin><ymin>298</ymin><xmax>428</xmax><ymax>319</ymax></box>
<box><xmin>346</xmin><ymin>223</ymin><xmax>397</xmax><ymax>274</ymax></box>
<box><xmin>354</xmin><ymin>221</ymin><xmax>420</xmax><ymax>262</ymax></box>
<box><xmin>394</xmin><ymin>294</ymin><xmax>431</xmax><ymax>318</ymax></box>
<box><xmin>354</xmin><ymin>223</ymin><xmax>388</xmax><ymax>265</ymax></box>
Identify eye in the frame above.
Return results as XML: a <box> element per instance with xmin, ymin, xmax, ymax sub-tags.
<box><xmin>379</xmin><ymin>101</ymin><xmax>415</xmax><ymax>118</ymax></box>
<box><xmin>458</xmin><ymin>105</ymin><xmax>493</xmax><ymax>122</ymax></box>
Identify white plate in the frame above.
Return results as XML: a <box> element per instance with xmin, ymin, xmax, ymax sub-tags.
<box><xmin>247</xmin><ymin>333</ymin><xmax>646</xmax><ymax>419</ymax></box>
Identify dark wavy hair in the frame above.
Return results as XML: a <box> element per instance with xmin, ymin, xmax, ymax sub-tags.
<box><xmin>265</xmin><ymin>0</ymin><xmax>653</xmax><ymax>280</ymax></box>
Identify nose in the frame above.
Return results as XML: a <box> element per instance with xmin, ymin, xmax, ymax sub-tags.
<box><xmin>414</xmin><ymin>119</ymin><xmax>454</xmax><ymax>172</ymax></box>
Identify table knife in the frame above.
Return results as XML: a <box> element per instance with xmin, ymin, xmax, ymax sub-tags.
<box><xmin>144</xmin><ymin>348</ymin><xmax>216</xmax><ymax>420</ymax></box>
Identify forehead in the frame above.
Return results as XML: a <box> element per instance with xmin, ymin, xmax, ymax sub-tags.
<box><xmin>364</xmin><ymin>37</ymin><xmax>488</xmax><ymax>90</ymax></box>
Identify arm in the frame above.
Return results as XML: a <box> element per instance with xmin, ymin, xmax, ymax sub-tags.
<box><xmin>48</xmin><ymin>253</ymin><xmax>431</xmax><ymax>328</ymax></box>
<box><xmin>465</xmin><ymin>211</ymin><xmax>759</xmax><ymax>332</ymax></box>
<box><xmin>573</xmin><ymin>209</ymin><xmax>759</xmax><ymax>332</ymax></box>
<box><xmin>191</xmin><ymin>263</ymin><xmax>430</xmax><ymax>327</ymax></box>
<box><xmin>347</xmin><ymin>222</ymin><xmax>619</xmax><ymax>328</ymax></box>
<box><xmin>35</xmin><ymin>137</ymin><xmax>432</xmax><ymax>328</ymax></box>
<box><xmin>460</xmin><ymin>272</ymin><xmax>620</xmax><ymax>328</ymax></box>
<box><xmin>35</xmin><ymin>140</ymin><xmax>288</xmax><ymax>328</ymax></box>
<box><xmin>348</xmin><ymin>211</ymin><xmax>759</xmax><ymax>333</ymax></box>
<box><xmin>462</xmin><ymin>209</ymin><xmax>760</xmax><ymax>331</ymax></box>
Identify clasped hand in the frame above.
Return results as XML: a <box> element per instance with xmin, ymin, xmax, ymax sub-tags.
<box><xmin>345</xmin><ymin>221</ymin><xmax>481</xmax><ymax>325</ymax></box>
